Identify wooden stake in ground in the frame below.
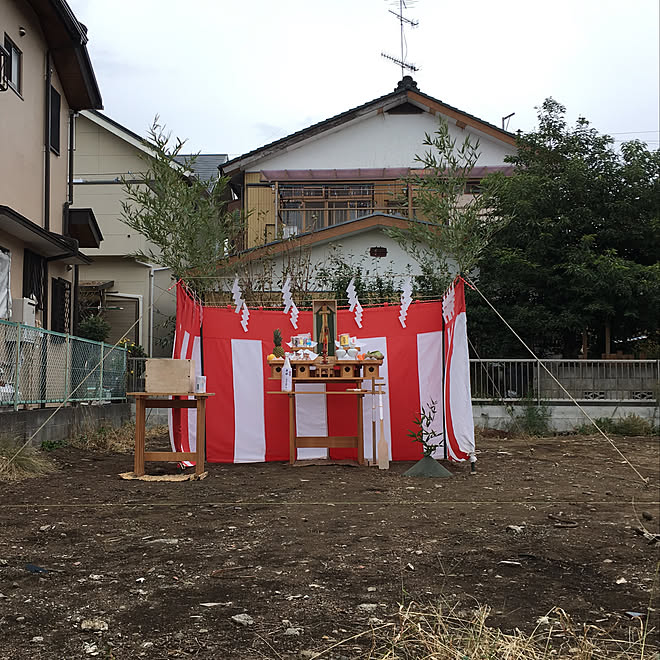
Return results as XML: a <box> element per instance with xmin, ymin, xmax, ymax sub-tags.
<box><xmin>377</xmin><ymin>386</ymin><xmax>389</xmax><ymax>470</ymax></box>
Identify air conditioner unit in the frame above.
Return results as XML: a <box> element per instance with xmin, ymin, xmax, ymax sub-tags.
<box><xmin>11</xmin><ymin>297</ymin><xmax>37</xmax><ymax>326</ymax></box>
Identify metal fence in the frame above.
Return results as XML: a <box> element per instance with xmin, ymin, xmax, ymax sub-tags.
<box><xmin>0</xmin><ymin>319</ymin><xmax>127</xmax><ymax>409</ymax></box>
<box><xmin>470</xmin><ymin>359</ymin><xmax>659</xmax><ymax>403</ymax></box>
<box><xmin>126</xmin><ymin>356</ymin><xmax>659</xmax><ymax>404</ymax></box>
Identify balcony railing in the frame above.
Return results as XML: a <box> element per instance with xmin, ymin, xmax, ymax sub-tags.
<box><xmin>0</xmin><ymin>319</ymin><xmax>127</xmax><ymax>409</ymax></box>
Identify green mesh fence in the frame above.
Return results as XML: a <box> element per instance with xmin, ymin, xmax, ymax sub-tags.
<box><xmin>0</xmin><ymin>319</ymin><xmax>127</xmax><ymax>408</ymax></box>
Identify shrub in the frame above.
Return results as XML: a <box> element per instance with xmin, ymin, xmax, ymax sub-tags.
<box><xmin>78</xmin><ymin>315</ymin><xmax>111</xmax><ymax>343</ymax></box>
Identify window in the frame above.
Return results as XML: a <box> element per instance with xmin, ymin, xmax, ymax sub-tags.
<box><xmin>49</xmin><ymin>86</ymin><xmax>61</xmax><ymax>154</ymax></box>
<box><xmin>51</xmin><ymin>278</ymin><xmax>71</xmax><ymax>333</ymax></box>
<box><xmin>23</xmin><ymin>249</ymin><xmax>46</xmax><ymax>310</ymax></box>
<box><xmin>3</xmin><ymin>35</ymin><xmax>21</xmax><ymax>93</ymax></box>
<box><xmin>278</xmin><ymin>183</ymin><xmax>375</xmax><ymax>233</ymax></box>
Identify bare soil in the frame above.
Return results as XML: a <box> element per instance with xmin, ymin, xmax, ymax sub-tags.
<box><xmin>0</xmin><ymin>433</ymin><xmax>658</xmax><ymax>659</ymax></box>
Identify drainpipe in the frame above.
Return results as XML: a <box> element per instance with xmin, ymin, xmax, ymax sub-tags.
<box><xmin>44</xmin><ymin>50</ymin><xmax>51</xmax><ymax>232</ymax></box>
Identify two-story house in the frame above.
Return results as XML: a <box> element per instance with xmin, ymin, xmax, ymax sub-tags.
<box><xmin>220</xmin><ymin>77</ymin><xmax>516</xmax><ymax>284</ymax></box>
<box><xmin>73</xmin><ymin>110</ymin><xmax>227</xmax><ymax>355</ymax></box>
<box><xmin>0</xmin><ymin>0</ymin><xmax>102</xmax><ymax>332</ymax></box>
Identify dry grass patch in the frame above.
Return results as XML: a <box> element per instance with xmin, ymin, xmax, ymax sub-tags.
<box><xmin>69</xmin><ymin>423</ymin><xmax>169</xmax><ymax>453</ymax></box>
<box><xmin>328</xmin><ymin>602</ymin><xmax>657</xmax><ymax>660</ymax></box>
<box><xmin>0</xmin><ymin>435</ymin><xmax>56</xmax><ymax>481</ymax></box>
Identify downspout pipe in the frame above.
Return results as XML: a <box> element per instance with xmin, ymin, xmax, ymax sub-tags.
<box><xmin>44</xmin><ymin>50</ymin><xmax>51</xmax><ymax>232</ymax></box>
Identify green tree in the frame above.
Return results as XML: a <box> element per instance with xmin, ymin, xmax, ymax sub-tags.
<box><xmin>387</xmin><ymin>118</ymin><xmax>511</xmax><ymax>295</ymax></box>
<box><xmin>470</xmin><ymin>99</ymin><xmax>660</xmax><ymax>358</ymax></box>
<box><xmin>121</xmin><ymin>119</ymin><xmax>245</xmax><ymax>294</ymax></box>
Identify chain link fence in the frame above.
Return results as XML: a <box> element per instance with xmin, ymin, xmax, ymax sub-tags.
<box><xmin>0</xmin><ymin>319</ymin><xmax>127</xmax><ymax>409</ymax></box>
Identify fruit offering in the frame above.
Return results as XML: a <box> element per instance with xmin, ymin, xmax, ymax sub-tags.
<box><xmin>273</xmin><ymin>328</ymin><xmax>285</xmax><ymax>358</ymax></box>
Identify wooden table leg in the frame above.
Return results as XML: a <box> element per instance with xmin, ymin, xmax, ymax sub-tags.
<box><xmin>357</xmin><ymin>392</ymin><xmax>364</xmax><ymax>466</ymax></box>
<box><xmin>288</xmin><ymin>392</ymin><xmax>295</xmax><ymax>465</ymax></box>
<box><xmin>196</xmin><ymin>396</ymin><xmax>206</xmax><ymax>475</ymax></box>
<box><xmin>134</xmin><ymin>397</ymin><xmax>145</xmax><ymax>476</ymax></box>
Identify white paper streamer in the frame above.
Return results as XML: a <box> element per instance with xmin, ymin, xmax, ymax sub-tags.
<box><xmin>399</xmin><ymin>276</ymin><xmax>413</xmax><ymax>328</ymax></box>
<box><xmin>289</xmin><ymin>301</ymin><xmax>299</xmax><ymax>329</ymax></box>
<box><xmin>240</xmin><ymin>302</ymin><xmax>250</xmax><ymax>332</ymax></box>
<box><xmin>347</xmin><ymin>278</ymin><xmax>358</xmax><ymax>311</ymax></box>
<box><xmin>231</xmin><ymin>275</ymin><xmax>244</xmax><ymax>314</ymax></box>
<box><xmin>282</xmin><ymin>275</ymin><xmax>293</xmax><ymax>313</ymax></box>
<box><xmin>354</xmin><ymin>300</ymin><xmax>363</xmax><ymax>328</ymax></box>
<box><xmin>347</xmin><ymin>278</ymin><xmax>363</xmax><ymax>328</ymax></box>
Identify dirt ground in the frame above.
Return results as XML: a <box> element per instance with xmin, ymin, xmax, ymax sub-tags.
<box><xmin>0</xmin><ymin>432</ymin><xmax>659</xmax><ymax>659</ymax></box>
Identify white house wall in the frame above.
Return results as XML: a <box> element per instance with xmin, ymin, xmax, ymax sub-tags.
<box><xmin>252</xmin><ymin>112</ymin><xmax>514</xmax><ymax>172</ymax></box>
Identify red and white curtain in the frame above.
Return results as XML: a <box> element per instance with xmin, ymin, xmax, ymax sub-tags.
<box><xmin>171</xmin><ymin>280</ymin><xmax>475</xmax><ymax>463</ymax></box>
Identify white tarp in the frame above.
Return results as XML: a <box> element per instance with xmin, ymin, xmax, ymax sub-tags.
<box><xmin>0</xmin><ymin>249</ymin><xmax>11</xmax><ymax>320</ymax></box>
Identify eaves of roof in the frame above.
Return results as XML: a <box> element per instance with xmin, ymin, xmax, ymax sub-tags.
<box><xmin>26</xmin><ymin>0</ymin><xmax>102</xmax><ymax>110</ymax></box>
<box><xmin>221</xmin><ymin>78</ymin><xmax>516</xmax><ymax>175</ymax></box>
<box><xmin>228</xmin><ymin>213</ymin><xmax>415</xmax><ymax>267</ymax></box>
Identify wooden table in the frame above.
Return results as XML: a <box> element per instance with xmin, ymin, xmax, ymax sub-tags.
<box><xmin>128</xmin><ymin>392</ymin><xmax>214</xmax><ymax>476</ymax></box>
<box><xmin>270</xmin><ymin>388</ymin><xmax>367</xmax><ymax>465</ymax></box>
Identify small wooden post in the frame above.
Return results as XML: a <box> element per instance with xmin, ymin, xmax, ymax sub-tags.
<box><xmin>196</xmin><ymin>395</ymin><xmax>206</xmax><ymax>475</ymax></box>
<box><xmin>288</xmin><ymin>392</ymin><xmax>295</xmax><ymax>465</ymax></box>
<box><xmin>134</xmin><ymin>396</ymin><xmax>146</xmax><ymax>476</ymax></box>
<box><xmin>357</xmin><ymin>392</ymin><xmax>364</xmax><ymax>465</ymax></box>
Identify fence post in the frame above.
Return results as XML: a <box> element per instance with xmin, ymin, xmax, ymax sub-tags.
<box><xmin>536</xmin><ymin>360</ymin><xmax>541</xmax><ymax>405</ymax></box>
<box><xmin>13</xmin><ymin>323</ymin><xmax>21</xmax><ymax>412</ymax></box>
<box><xmin>64</xmin><ymin>334</ymin><xmax>70</xmax><ymax>402</ymax></box>
<box><xmin>99</xmin><ymin>343</ymin><xmax>104</xmax><ymax>403</ymax></box>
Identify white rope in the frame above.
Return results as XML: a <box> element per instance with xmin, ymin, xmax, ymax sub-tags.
<box><xmin>464</xmin><ymin>274</ymin><xmax>649</xmax><ymax>485</ymax></box>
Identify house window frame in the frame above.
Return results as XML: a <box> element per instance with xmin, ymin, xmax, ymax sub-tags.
<box><xmin>22</xmin><ymin>249</ymin><xmax>46</xmax><ymax>311</ymax></box>
<box><xmin>3</xmin><ymin>34</ymin><xmax>22</xmax><ymax>95</ymax></box>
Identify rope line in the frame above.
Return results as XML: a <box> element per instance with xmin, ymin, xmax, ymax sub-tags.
<box><xmin>464</xmin><ymin>274</ymin><xmax>649</xmax><ymax>485</ymax></box>
<box><xmin>1</xmin><ymin>284</ymin><xmax>177</xmax><ymax>474</ymax></box>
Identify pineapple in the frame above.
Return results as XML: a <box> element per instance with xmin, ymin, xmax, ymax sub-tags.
<box><xmin>273</xmin><ymin>328</ymin><xmax>285</xmax><ymax>358</ymax></box>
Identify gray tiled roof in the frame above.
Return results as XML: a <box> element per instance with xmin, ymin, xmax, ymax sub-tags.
<box><xmin>174</xmin><ymin>154</ymin><xmax>228</xmax><ymax>182</ymax></box>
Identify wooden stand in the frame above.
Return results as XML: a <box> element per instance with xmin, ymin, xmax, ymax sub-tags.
<box><xmin>269</xmin><ymin>389</ymin><xmax>366</xmax><ymax>465</ymax></box>
<box><xmin>128</xmin><ymin>392</ymin><xmax>214</xmax><ymax>476</ymax></box>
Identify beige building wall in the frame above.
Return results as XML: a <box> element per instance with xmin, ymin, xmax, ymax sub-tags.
<box><xmin>74</xmin><ymin>115</ymin><xmax>152</xmax><ymax>256</ymax></box>
<box><xmin>0</xmin><ymin>0</ymin><xmax>75</xmax><ymax>328</ymax></box>
<box><xmin>74</xmin><ymin>114</ymin><xmax>174</xmax><ymax>354</ymax></box>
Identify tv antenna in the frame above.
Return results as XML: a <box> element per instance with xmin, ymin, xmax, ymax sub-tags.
<box><xmin>381</xmin><ymin>0</ymin><xmax>419</xmax><ymax>78</ymax></box>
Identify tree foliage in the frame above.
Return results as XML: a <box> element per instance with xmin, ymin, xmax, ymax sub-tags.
<box><xmin>469</xmin><ymin>99</ymin><xmax>660</xmax><ymax>357</ymax></box>
<box><xmin>121</xmin><ymin>119</ymin><xmax>245</xmax><ymax>293</ymax></box>
<box><xmin>387</xmin><ymin>118</ymin><xmax>511</xmax><ymax>293</ymax></box>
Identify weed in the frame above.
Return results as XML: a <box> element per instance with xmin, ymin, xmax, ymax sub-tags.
<box><xmin>507</xmin><ymin>396</ymin><xmax>552</xmax><ymax>437</ymax></box>
<box><xmin>575</xmin><ymin>413</ymin><xmax>656</xmax><ymax>436</ymax></box>
<box><xmin>0</xmin><ymin>436</ymin><xmax>56</xmax><ymax>481</ymax></box>
<box><xmin>40</xmin><ymin>438</ymin><xmax>68</xmax><ymax>451</ymax></box>
<box><xmin>68</xmin><ymin>423</ymin><xmax>168</xmax><ymax>453</ymax></box>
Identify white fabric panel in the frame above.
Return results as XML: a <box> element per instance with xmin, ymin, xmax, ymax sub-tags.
<box><xmin>360</xmin><ymin>337</ymin><xmax>391</xmax><ymax>462</ymax></box>
<box><xmin>417</xmin><ymin>330</ymin><xmax>445</xmax><ymax>459</ymax></box>
<box><xmin>447</xmin><ymin>313</ymin><xmax>475</xmax><ymax>459</ymax></box>
<box><xmin>295</xmin><ymin>383</ymin><xmax>328</xmax><ymax>460</ymax></box>
<box><xmin>0</xmin><ymin>250</ymin><xmax>10</xmax><ymax>320</ymax></box>
<box><xmin>169</xmin><ymin>330</ymin><xmax>189</xmax><ymax>453</ymax></box>
<box><xmin>231</xmin><ymin>339</ymin><xmax>266</xmax><ymax>462</ymax></box>
<box><xmin>186</xmin><ymin>336</ymin><xmax>202</xmax><ymax>454</ymax></box>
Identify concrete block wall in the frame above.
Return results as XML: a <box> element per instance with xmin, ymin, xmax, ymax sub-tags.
<box><xmin>1</xmin><ymin>403</ymin><xmax>132</xmax><ymax>446</ymax></box>
<box><xmin>474</xmin><ymin>403</ymin><xmax>659</xmax><ymax>433</ymax></box>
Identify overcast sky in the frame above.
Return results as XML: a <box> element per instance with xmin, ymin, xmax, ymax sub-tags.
<box><xmin>68</xmin><ymin>0</ymin><xmax>659</xmax><ymax>157</ymax></box>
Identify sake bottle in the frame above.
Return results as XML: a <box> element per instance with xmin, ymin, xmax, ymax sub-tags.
<box><xmin>281</xmin><ymin>353</ymin><xmax>293</xmax><ymax>392</ymax></box>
